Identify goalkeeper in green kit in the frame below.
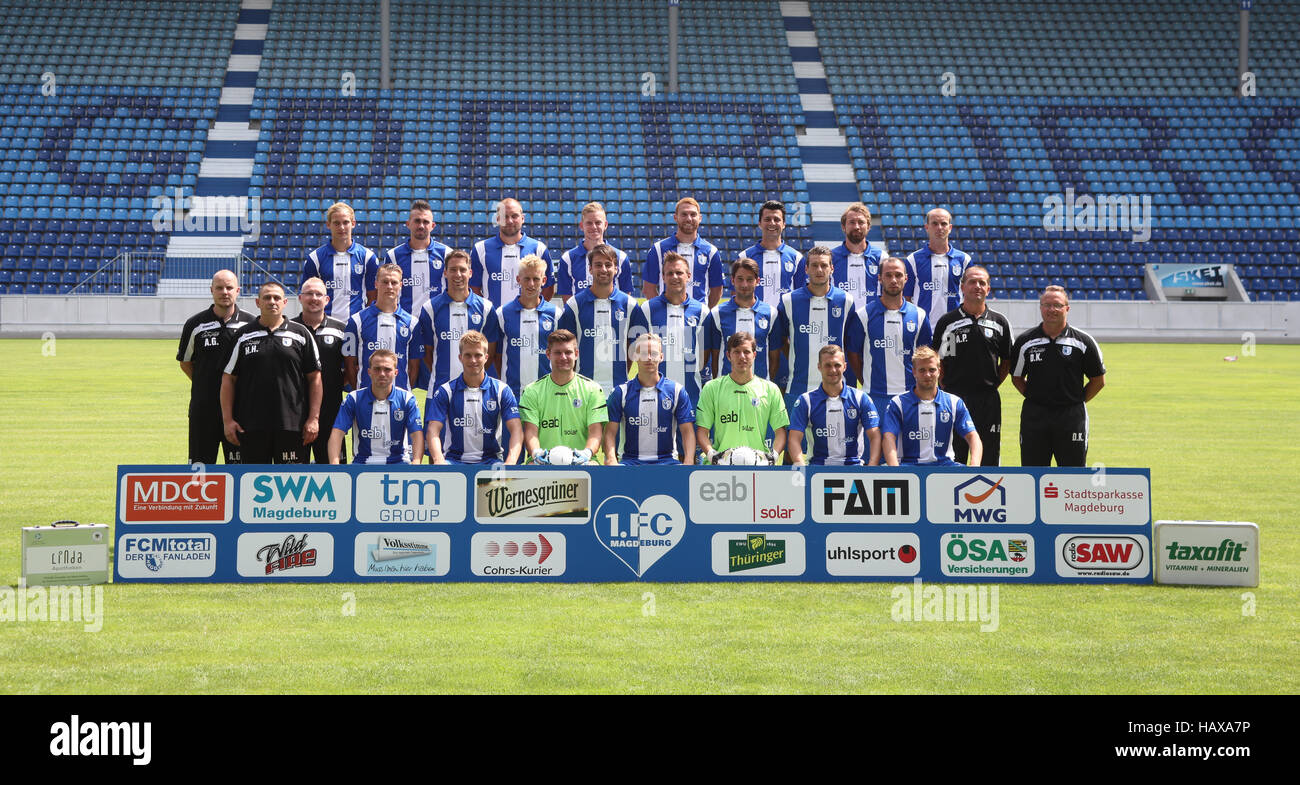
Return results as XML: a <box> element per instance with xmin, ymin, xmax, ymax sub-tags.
<box><xmin>519</xmin><ymin>329</ymin><xmax>608</xmax><ymax>465</ymax></box>
<box><xmin>695</xmin><ymin>331</ymin><xmax>788</xmax><ymax>465</ymax></box>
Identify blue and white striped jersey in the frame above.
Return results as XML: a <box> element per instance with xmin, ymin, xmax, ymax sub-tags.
<box><xmin>412</xmin><ymin>291</ymin><xmax>495</xmax><ymax>395</ymax></box>
<box><xmin>904</xmin><ymin>245</ymin><xmax>971</xmax><ymax>334</ymax></box>
<box><xmin>426</xmin><ymin>375</ymin><xmax>520</xmax><ymax>464</ymax></box>
<box><xmin>333</xmin><ymin>386</ymin><xmax>423</xmax><ymax>464</ymax></box>
<box><xmin>629</xmin><ymin>295</ymin><xmax>708</xmax><ymax>400</ymax></box>
<box><xmin>303</xmin><ymin>241</ymin><xmax>379</xmax><ymax>322</ymax></box>
<box><xmin>849</xmin><ymin>299</ymin><xmax>932</xmax><ymax>398</ymax></box>
<box><xmin>789</xmin><ymin>385</ymin><xmax>879</xmax><ymax>465</ymax></box>
<box><xmin>701</xmin><ymin>299</ymin><xmax>777</xmax><ymax>380</ymax></box>
<box><xmin>882</xmin><ymin>389</ymin><xmax>975</xmax><ymax>465</ymax></box>
<box><xmin>643</xmin><ymin>235</ymin><xmax>723</xmax><ymax>300</ymax></box>
<box><xmin>830</xmin><ymin>242</ymin><xmax>883</xmax><ymax>306</ymax></box>
<box><xmin>772</xmin><ymin>286</ymin><xmax>858</xmax><ymax>395</ymax></box>
<box><xmin>386</xmin><ymin>240</ymin><xmax>450</xmax><ymax>315</ymax></box>
<box><xmin>484</xmin><ymin>298</ymin><xmax>558</xmax><ymax>400</ymax></box>
<box><xmin>557</xmin><ymin>288</ymin><xmax>636</xmax><ymax>394</ymax></box>
<box><xmin>470</xmin><ymin>234</ymin><xmax>549</xmax><ymax>305</ymax></box>
<box><xmin>606</xmin><ymin>376</ymin><xmax>695</xmax><ymax>464</ymax></box>
<box><xmin>555</xmin><ymin>241</ymin><xmax>633</xmax><ymax>297</ymax></box>
<box><xmin>344</xmin><ymin>305</ymin><xmax>417</xmax><ymax>390</ymax></box>
<box><xmin>738</xmin><ymin>242</ymin><xmax>805</xmax><ymax>308</ymax></box>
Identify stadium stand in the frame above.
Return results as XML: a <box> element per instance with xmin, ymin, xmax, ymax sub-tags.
<box><xmin>0</xmin><ymin>0</ymin><xmax>1296</xmax><ymax>302</ymax></box>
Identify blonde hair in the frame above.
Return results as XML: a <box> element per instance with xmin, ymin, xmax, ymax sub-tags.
<box><xmin>325</xmin><ymin>202</ymin><xmax>355</xmax><ymax>224</ymax></box>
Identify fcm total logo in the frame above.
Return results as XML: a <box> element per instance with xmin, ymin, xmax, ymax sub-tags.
<box><xmin>594</xmin><ymin>495</ymin><xmax>685</xmax><ymax>577</ymax></box>
<box><xmin>239</xmin><ymin>472</ymin><xmax>352</xmax><ymax>523</ymax></box>
<box><xmin>812</xmin><ymin>473</ymin><xmax>920</xmax><ymax>524</ymax></box>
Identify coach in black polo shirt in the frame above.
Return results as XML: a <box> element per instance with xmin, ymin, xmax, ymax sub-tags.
<box><xmin>931</xmin><ymin>264</ymin><xmax>1012</xmax><ymax>465</ymax></box>
<box><xmin>293</xmin><ymin>276</ymin><xmax>348</xmax><ymax>463</ymax></box>
<box><xmin>177</xmin><ymin>269</ymin><xmax>256</xmax><ymax>464</ymax></box>
<box><xmin>1010</xmin><ymin>285</ymin><xmax>1106</xmax><ymax>467</ymax></box>
<box><xmin>221</xmin><ymin>282</ymin><xmax>323</xmax><ymax>464</ymax></box>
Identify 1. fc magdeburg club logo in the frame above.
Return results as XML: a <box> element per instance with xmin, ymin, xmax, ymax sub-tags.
<box><xmin>593</xmin><ymin>495</ymin><xmax>685</xmax><ymax>577</ymax></box>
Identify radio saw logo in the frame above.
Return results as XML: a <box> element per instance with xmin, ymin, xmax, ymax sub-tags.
<box><xmin>594</xmin><ymin>495</ymin><xmax>685</xmax><ymax>577</ymax></box>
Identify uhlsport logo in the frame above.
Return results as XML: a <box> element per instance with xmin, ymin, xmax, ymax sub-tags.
<box><xmin>825</xmin><ymin>532</ymin><xmax>921</xmax><ymax>577</ymax></box>
<box><xmin>926</xmin><ymin>473</ymin><xmax>1036</xmax><ymax>525</ymax></box>
<box><xmin>237</xmin><ymin>532</ymin><xmax>335</xmax><ymax>578</ymax></box>
<box><xmin>940</xmin><ymin>533</ymin><xmax>1035</xmax><ymax>578</ymax></box>
<box><xmin>1055</xmin><ymin>534</ymin><xmax>1149</xmax><ymax>578</ymax></box>
<box><xmin>355</xmin><ymin>472</ymin><xmax>468</xmax><ymax>524</ymax></box>
<box><xmin>595</xmin><ymin>495</ymin><xmax>686</xmax><ymax>577</ymax></box>
<box><xmin>117</xmin><ymin>534</ymin><xmax>217</xmax><ymax>579</ymax></box>
<box><xmin>354</xmin><ymin>532</ymin><xmax>449</xmax><ymax>576</ymax></box>
<box><xmin>689</xmin><ymin>470</ymin><xmax>804</xmax><ymax>524</ymax></box>
<box><xmin>710</xmin><ymin>532</ymin><xmax>806</xmax><ymax>576</ymax></box>
<box><xmin>120</xmin><ymin>472</ymin><xmax>233</xmax><ymax>524</ymax></box>
<box><xmin>813</xmin><ymin>473</ymin><xmax>920</xmax><ymax>524</ymax></box>
<box><xmin>239</xmin><ymin>472</ymin><xmax>352</xmax><ymax>523</ymax></box>
<box><xmin>471</xmin><ymin>532</ymin><xmax>566</xmax><ymax>576</ymax></box>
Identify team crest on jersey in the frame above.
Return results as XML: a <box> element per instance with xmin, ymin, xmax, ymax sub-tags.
<box><xmin>784</xmin><ymin>261</ymin><xmax>794</xmax><ymax>272</ymax></box>
<box><xmin>906</xmin><ymin>321</ymin><xmax>916</xmax><ymax>331</ymax></box>
<box><xmin>869</xmin><ymin>264</ymin><xmax>878</xmax><ymax>274</ymax></box>
<box><xmin>394</xmin><ymin>407</ymin><xmax>405</xmax><ymax>422</ymax></box>
<box><xmin>614</xmin><ymin>310</ymin><xmax>624</xmax><ymax>320</ymax></box>
<box><xmin>470</xmin><ymin>313</ymin><xmax>482</xmax><ymax>324</ymax></box>
<box><xmin>832</xmin><ymin>307</ymin><xmax>842</xmax><ymax>318</ymax></box>
<box><xmin>757</xmin><ymin>317</ymin><xmax>769</xmax><ymax>329</ymax></box>
<box><xmin>485</xmin><ymin>398</ymin><xmax>497</xmax><ymax>412</ymax></box>
<box><xmin>847</xmin><ymin>408</ymin><xmax>858</xmax><ymax>419</ymax></box>
<box><xmin>1061</xmin><ymin>345</ymin><xmax>1073</xmax><ymax>356</ymax></box>
<box><xmin>572</xmin><ymin>398</ymin><xmax>582</xmax><ymax>408</ymax></box>
<box><xmin>940</xmin><ymin>410</ymin><xmax>951</xmax><ymax>423</ymax></box>
<box><xmin>281</xmin><ymin>337</ymin><xmax>293</xmax><ymax>347</ymax></box>
<box><xmin>984</xmin><ymin>327</ymin><xmax>994</xmax><ymax>338</ymax></box>
<box><xmin>432</xmin><ymin>259</ymin><xmax>443</xmax><ymax>269</ymax></box>
<box><xmin>696</xmin><ymin>254</ymin><xmax>706</xmax><ymax>265</ymax></box>
<box><xmin>399</xmin><ymin>326</ymin><xmax>409</xmax><ymax>337</ymax></box>
<box><xmin>750</xmin><ymin>398</ymin><xmax>759</xmax><ymax>408</ymax></box>
<box><xmin>686</xmin><ymin>315</ymin><xmax>698</xmax><ymax>327</ymax></box>
<box><xmin>541</xmin><ymin>318</ymin><xmax>552</xmax><ymax>330</ymax></box>
<box><xmin>353</xmin><ymin>263</ymin><xmax>364</xmax><ymax>275</ymax></box>
<box><xmin>661</xmin><ymin>396</ymin><xmax>672</xmax><ymax>411</ymax></box>
<box><xmin>323</xmin><ymin>335</ymin><xmax>335</xmax><ymax>344</ymax></box>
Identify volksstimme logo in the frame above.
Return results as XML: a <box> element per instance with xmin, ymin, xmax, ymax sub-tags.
<box><xmin>354</xmin><ymin>532</ymin><xmax>449</xmax><ymax>577</ymax></box>
<box><xmin>813</xmin><ymin>473</ymin><xmax>920</xmax><ymax>524</ymax></box>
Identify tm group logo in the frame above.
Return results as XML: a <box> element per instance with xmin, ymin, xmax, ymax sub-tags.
<box><xmin>117</xmin><ymin>534</ymin><xmax>217</xmax><ymax>579</ymax></box>
<box><xmin>813</xmin><ymin>473</ymin><xmax>920</xmax><ymax>524</ymax></box>
<box><xmin>940</xmin><ymin>533</ymin><xmax>1034</xmax><ymax>578</ymax></box>
<box><xmin>355</xmin><ymin>472</ymin><xmax>468</xmax><ymax>524</ymax></box>
<box><xmin>594</xmin><ymin>495</ymin><xmax>686</xmax><ymax>577</ymax></box>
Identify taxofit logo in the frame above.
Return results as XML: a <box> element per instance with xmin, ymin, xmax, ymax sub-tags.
<box><xmin>119</xmin><ymin>473</ymin><xmax>232</xmax><ymax>524</ymax></box>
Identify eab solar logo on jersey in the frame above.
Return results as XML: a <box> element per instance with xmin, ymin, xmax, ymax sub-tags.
<box><xmin>595</xmin><ymin>495</ymin><xmax>686</xmax><ymax>577</ymax></box>
<box><xmin>119</xmin><ymin>472</ymin><xmax>234</xmax><ymax>524</ymax></box>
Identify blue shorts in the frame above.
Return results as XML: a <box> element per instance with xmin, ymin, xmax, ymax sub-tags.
<box><xmin>621</xmin><ymin>457</ymin><xmax>681</xmax><ymax>466</ymax></box>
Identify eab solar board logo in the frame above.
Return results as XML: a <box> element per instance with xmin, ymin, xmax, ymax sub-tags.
<box><xmin>689</xmin><ymin>470</ymin><xmax>804</xmax><ymax>524</ymax></box>
<box><xmin>119</xmin><ymin>472</ymin><xmax>233</xmax><ymax>524</ymax></box>
<box><xmin>117</xmin><ymin>534</ymin><xmax>217</xmax><ymax>579</ymax></box>
<box><xmin>239</xmin><ymin>472</ymin><xmax>352</xmax><ymax>524</ymax></box>
<box><xmin>710</xmin><ymin>532</ymin><xmax>806</xmax><ymax>576</ymax></box>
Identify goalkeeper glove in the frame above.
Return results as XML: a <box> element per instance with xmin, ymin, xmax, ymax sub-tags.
<box><xmin>573</xmin><ymin>448</ymin><xmax>593</xmax><ymax>465</ymax></box>
<box><xmin>531</xmin><ymin>448</ymin><xmax>550</xmax><ymax>465</ymax></box>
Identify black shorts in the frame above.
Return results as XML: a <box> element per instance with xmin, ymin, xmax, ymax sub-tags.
<box><xmin>951</xmin><ymin>388</ymin><xmax>1002</xmax><ymax>467</ymax></box>
<box><xmin>1019</xmin><ymin>400</ymin><xmax>1089</xmax><ymax>467</ymax></box>
<box><xmin>305</xmin><ymin>407</ymin><xmax>344</xmax><ymax>464</ymax></box>
<box><xmin>188</xmin><ymin>409</ymin><xmax>241</xmax><ymax>465</ymax></box>
<box><xmin>239</xmin><ymin>430</ymin><xmax>309</xmax><ymax>464</ymax></box>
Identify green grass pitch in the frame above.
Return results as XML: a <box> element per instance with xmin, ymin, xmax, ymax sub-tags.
<box><xmin>0</xmin><ymin>338</ymin><xmax>1296</xmax><ymax>694</ymax></box>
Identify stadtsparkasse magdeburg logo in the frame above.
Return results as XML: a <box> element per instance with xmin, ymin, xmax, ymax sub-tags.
<box><xmin>120</xmin><ymin>472</ymin><xmax>233</xmax><ymax>524</ymax></box>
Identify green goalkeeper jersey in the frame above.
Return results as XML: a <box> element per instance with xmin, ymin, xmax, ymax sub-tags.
<box><xmin>518</xmin><ymin>373</ymin><xmax>609</xmax><ymax>451</ymax></box>
<box><xmin>695</xmin><ymin>374</ymin><xmax>789</xmax><ymax>452</ymax></box>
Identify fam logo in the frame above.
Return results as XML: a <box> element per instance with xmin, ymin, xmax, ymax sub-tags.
<box><xmin>118</xmin><ymin>534</ymin><xmax>217</xmax><ymax>579</ymax></box>
<box><xmin>824</xmin><ymin>532</ymin><xmax>920</xmax><ymax>577</ymax></box>
<box><xmin>119</xmin><ymin>472</ymin><xmax>233</xmax><ymax>524</ymax></box>
<box><xmin>1055</xmin><ymin>534</ymin><xmax>1149</xmax><ymax>579</ymax></box>
<box><xmin>354</xmin><ymin>532</ymin><xmax>449</xmax><ymax>576</ymax></box>
<box><xmin>355</xmin><ymin>472</ymin><xmax>468</xmax><ymax>524</ymax></box>
<box><xmin>689</xmin><ymin>470</ymin><xmax>803</xmax><ymax>523</ymax></box>
<box><xmin>813</xmin><ymin>473</ymin><xmax>920</xmax><ymax>524</ymax></box>
<box><xmin>237</xmin><ymin>532</ymin><xmax>335</xmax><ymax>577</ymax></box>
<box><xmin>925</xmin><ymin>472</ymin><xmax>1036</xmax><ymax>525</ymax></box>
<box><xmin>470</xmin><ymin>532</ymin><xmax>565</xmax><ymax>576</ymax></box>
<box><xmin>940</xmin><ymin>533</ymin><xmax>1034</xmax><ymax>578</ymax></box>
<box><xmin>239</xmin><ymin>472</ymin><xmax>352</xmax><ymax>523</ymax></box>
<box><xmin>594</xmin><ymin>495</ymin><xmax>685</xmax><ymax>577</ymax></box>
